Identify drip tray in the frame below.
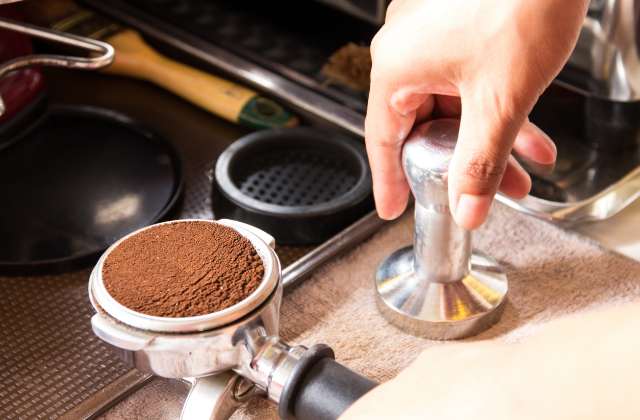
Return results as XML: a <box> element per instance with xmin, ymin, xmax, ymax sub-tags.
<box><xmin>0</xmin><ymin>69</ymin><xmax>372</xmax><ymax>418</ymax></box>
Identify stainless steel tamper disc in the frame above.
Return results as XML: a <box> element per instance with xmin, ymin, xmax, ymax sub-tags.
<box><xmin>375</xmin><ymin>119</ymin><xmax>508</xmax><ymax>340</ymax></box>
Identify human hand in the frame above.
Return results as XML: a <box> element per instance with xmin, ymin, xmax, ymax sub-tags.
<box><xmin>365</xmin><ymin>0</ymin><xmax>588</xmax><ymax>229</ymax></box>
<box><xmin>341</xmin><ymin>303</ymin><xmax>640</xmax><ymax>420</ymax></box>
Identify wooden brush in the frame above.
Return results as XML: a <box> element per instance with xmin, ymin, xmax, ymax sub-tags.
<box><xmin>22</xmin><ymin>0</ymin><xmax>299</xmax><ymax>129</ymax></box>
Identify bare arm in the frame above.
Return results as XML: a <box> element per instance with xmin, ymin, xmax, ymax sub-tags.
<box><xmin>342</xmin><ymin>302</ymin><xmax>640</xmax><ymax>420</ymax></box>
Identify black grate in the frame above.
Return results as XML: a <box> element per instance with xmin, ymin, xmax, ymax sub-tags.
<box><xmin>236</xmin><ymin>150</ymin><xmax>358</xmax><ymax>207</ymax></box>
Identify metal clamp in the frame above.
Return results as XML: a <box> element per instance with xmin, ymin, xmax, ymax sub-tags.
<box><xmin>0</xmin><ymin>17</ymin><xmax>114</xmax><ymax>116</ymax></box>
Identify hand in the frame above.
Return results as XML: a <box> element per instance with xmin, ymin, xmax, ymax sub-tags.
<box><xmin>365</xmin><ymin>0</ymin><xmax>588</xmax><ymax>229</ymax></box>
<box><xmin>341</xmin><ymin>304</ymin><xmax>640</xmax><ymax>420</ymax></box>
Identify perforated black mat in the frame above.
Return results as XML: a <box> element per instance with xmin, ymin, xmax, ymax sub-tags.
<box><xmin>238</xmin><ymin>150</ymin><xmax>359</xmax><ymax>207</ymax></box>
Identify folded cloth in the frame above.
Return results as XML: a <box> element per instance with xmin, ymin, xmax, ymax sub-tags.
<box><xmin>99</xmin><ymin>204</ymin><xmax>640</xmax><ymax>419</ymax></box>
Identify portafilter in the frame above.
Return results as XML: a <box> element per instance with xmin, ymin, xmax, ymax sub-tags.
<box><xmin>88</xmin><ymin>219</ymin><xmax>376</xmax><ymax>420</ymax></box>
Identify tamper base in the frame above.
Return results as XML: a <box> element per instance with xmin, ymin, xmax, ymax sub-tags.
<box><xmin>375</xmin><ymin>246</ymin><xmax>508</xmax><ymax>340</ymax></box>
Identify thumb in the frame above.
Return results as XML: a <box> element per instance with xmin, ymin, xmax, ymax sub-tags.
<box><xmin>448</xmin><ymin>92</ymin><xmax>525</xmax><ymax>230</ymax></box>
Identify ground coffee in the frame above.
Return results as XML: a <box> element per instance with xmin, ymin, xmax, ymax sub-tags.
<box><xmin>102</xmin><ymin>221</ymin><xmax>264</xmax><ymax>317</ymax></box>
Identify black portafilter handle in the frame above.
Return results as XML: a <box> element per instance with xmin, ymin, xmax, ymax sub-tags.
<box><xmin>278</xmin><ymin>344</ymin><xmax>378</xmax><ymax>420</ymax></box>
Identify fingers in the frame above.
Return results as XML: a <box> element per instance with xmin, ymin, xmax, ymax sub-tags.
<box><xmin>366</xmin><ymin>27</ymin><xmax>437</xmax><ymax>220</ymax></box>
<box><xmin>413</xmin><ymin>94</ymin><xmax>435</xmax><ymax>123</ymax></box>
<box><xmin>499</xmin><ymin>155</ymin><xmax>531</xmax><ymax>199</ymax></box>
<box><xmin>513</xmin><ymin>121</ymin><xmax>556</xmax><ymax>165</ymax></box>
<box><xmin>364</xmin><ymin>79</ymin><xmax>414</xmax><ymax>220</ymax></box>
<box><xmin>448</xmin><ymin>89</ymin><xmax>526</xmax><ymax>230</ymax></box>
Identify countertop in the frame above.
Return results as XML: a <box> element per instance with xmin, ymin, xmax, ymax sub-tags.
<box><xmin>576</xmin><ymin>199</ymin><xmax>640</xmax><ymax>262</ymax></box>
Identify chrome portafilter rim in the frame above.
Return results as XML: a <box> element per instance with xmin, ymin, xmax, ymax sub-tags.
<box><xmin>89</xmin><ymin>219</ymin><xmax>280</xmax><ymax>333</ymax></box>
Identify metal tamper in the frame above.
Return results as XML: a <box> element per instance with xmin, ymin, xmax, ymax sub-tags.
<box><xmin>375</xmin><ymin>119</ymin><xmax>508</xmax><ymax>340</ymax></box>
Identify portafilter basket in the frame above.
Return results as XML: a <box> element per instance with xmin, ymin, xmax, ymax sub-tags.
<box><xmin>89</xmin><ymin>219</ymin><xmax>376</xmax><ymax>420</ymax></box>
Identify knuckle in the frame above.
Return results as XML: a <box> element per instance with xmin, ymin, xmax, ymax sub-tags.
<box><xmin>370</xmin><ymin>32</ymin><xmax>384</xmax><ymax>59</ymax></box>
<box><xmin>462</xmin><ymin>155</ymin><xmax>506</xmax><ymax>191</ymax></box>
<box><xmin>385</xmin><ymin>0</ymin><xmax>401</xmax><ymax>21</ymax></box>
<box><xmin>370</xmin><ymin>28</ymin><xmax>392</xmax><ymax>62</ymax></box>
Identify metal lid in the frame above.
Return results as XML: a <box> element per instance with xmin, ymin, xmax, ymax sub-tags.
<box><xmin>89</xmin><ymin>219</ymin><xmax>280</xmax><ymax>333</ymax></box>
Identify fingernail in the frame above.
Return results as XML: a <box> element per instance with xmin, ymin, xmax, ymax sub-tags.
<box><xmin>454</xmin><ymin>194</ymin><xmax>492</xmax><ymax>230</ymax></box>
<box><xmin>378</xmin><ymin>201</ymin><xmax>408</xmax><ymax>220</ymax></box>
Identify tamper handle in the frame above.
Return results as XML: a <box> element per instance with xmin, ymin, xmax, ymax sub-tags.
<box><xmin>402</xmin><ymin>118</ymin><xmax>459</xmax><ymax>208</ymax></box>
<box><xmin>278</xmin><ymin>344</ymin><xmax>377</xmax><ymax>420</ymax></box>
<box><xmin>402</xmin><ymin>119</ymin><xmax>471</xmax><ymax>283</ymax></box>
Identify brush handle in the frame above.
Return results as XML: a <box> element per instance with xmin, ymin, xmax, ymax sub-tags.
<box><xmin>104</xmin><ymin>30</ymin><xmax>298</xmax><ymax>129</ymax></box>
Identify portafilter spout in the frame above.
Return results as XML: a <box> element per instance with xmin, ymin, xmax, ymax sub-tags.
<box><xmin>375</xmin><ymin>119</ymin><xmax>509</xmax><ymax>340</ymax></box>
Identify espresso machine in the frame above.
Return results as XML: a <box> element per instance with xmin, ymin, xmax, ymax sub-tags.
<box><xmin>1</xmin><ymin>1</ymin><xmax>639</xmax><ymax>419</ymax></box>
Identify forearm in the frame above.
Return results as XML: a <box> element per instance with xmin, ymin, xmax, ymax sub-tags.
<box><xmin>342</xmin><ymin>302</ymin><xmax>640</xmax><ymax>420</ymax></box>
<box><xmin>499</xmin><ymin>303</ymin><xmax>640</xmax><ymax>420</ymax></box>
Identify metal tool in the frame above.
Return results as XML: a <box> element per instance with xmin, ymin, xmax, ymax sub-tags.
<box><xmin>375</xmin><ymin>119</ymin><xmax>508</xmax><ymax>340</ymax></box>
<box><xmin>0</xmin><ymin>17</ymin><xmax>113</xmax><ymax>116</ymax></box>
<box><xmin>89</xmin><ymin>219</ymin><xmax>376</xmax><ymax>420</ymax></box>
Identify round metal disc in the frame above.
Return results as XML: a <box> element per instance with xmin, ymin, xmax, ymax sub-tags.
<box><xmin>375</xmin><ymin>246</ymin><xmax>508</xmax><ymax>340</ymax></box>
<box><xmin>0</xmin><ymin>105</ymin><xmax>183</xmax><ymax>275</ymax></box>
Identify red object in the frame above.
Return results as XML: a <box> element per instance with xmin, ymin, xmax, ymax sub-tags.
<box><xmin>0</xmin><ymin>6</ymin><xmax>45</xmax><ymax>123</ymax></box>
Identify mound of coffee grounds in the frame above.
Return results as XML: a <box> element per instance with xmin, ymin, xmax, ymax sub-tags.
<box><xmin>102</xmin><ymin>221</ymin><xmax>264</xmax><ymax>317</ymax></box>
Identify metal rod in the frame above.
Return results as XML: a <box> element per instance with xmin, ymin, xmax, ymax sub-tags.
<box><xmin>0</xmin><ymin>17</ymin><xmax>114</xmax><ymax>116</ymax></box>
<box><xmin>413</xmin><ymin>203</ymin><xmax>471</xmax><ymax>283</ymax></box>
<box><xmin>282</xmin><ymin>211</ymin><xmax>387</xmax><ymax>289</ymax></box>
<box><xmin>0</xmin><ymin>18</ymin><xmax>114</xmax><ymax>77</ymax></box>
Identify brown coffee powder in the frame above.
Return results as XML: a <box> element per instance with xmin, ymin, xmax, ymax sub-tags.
<box><xmin>102</xmin><ymin>221</ymin><xmax>264</xmax><ymax>317</ymax></box>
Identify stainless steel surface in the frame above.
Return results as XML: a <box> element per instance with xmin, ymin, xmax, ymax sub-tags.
<box><xmin>181</xmin><ymin>373</ymin><xmax>246</xmax><ymax>420</ymax></box>
<box><xmin>59</xmin><ymin>371</ymin><xmax>153</xmax><ymax>420</ymax></box>
<box><xmin>90</xmin><ymin>283</ymin><xmax>283</xmax><ymax>379</ymax></box>
<box><xmin>236</xmin><ymin>335</ymin><xmax>306</xmax><ymax>403</ymax></box>
<box><xmin>375</xmin><ymin>119</ymin><xmax>508</xmax><ymax>339</ymax></box>
<box><xmin>506</xmin><ymin>165</ymin><xmax>640</xmax><ymax>224</ymax></box>
<box><xmin>567</xmin><ymin>0</ymin><xmax>640</xmax><ymax>101</ymax></box>
<box><xmin>0</xmin><ymin>17</ymin><xmax>114</xmax><ymax>116</ymax></box>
